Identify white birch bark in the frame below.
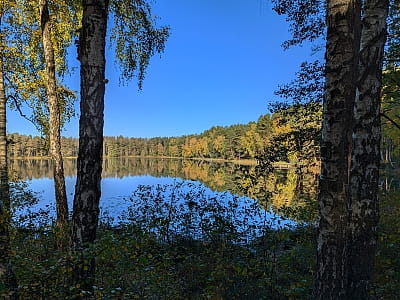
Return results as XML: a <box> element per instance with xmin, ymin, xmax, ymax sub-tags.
<box><xmin>316</xmin><ymin>0</ymin><xmax>361</xmax><ymax>298</ymax></box>
<box><xmin>348</xmin><ymin>0</ymin><xmax>388</xmax><ymax>297</ymax></box>
<box><xmin>71</xmin><ymin>0</ymin><xmax>109</xmax><ymax>294</ymax></box>
<box><xmin>39</xmin><ymin>0</ymin><xmax>69</xmax><ymax>231</ymax></box>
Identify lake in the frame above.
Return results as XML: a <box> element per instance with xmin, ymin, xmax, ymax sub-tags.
<box><xmin>10</xmin><ymin>158</ymin><xmax>320</xmax><ymax>238</ymax></box>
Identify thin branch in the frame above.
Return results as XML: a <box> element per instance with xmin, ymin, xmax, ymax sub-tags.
<box><xmin>7</xmin><ymin>94</ymin><xmax>41</xmax><ymax>131</ymax></box>
<box><xmin>381</xmin><ymin>112</ymin><xmax>400</xmax><ymax>131</ymax></box>
<box><xmin>387</xmin><ymin>33</ymin><xmax>400</xmax><ymax>38</ymax></box>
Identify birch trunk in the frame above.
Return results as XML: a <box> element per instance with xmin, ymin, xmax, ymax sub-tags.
<box><xmin>39</xmin><ymin>0</ymin><xmax>69</xmax><ymax>231</ymax></box>
<box><xmin>348</xmin><ymin>0</ymin><xmax>388</xmax><ymax>297</ymax></box>
<box><xmin>316</xmin><ymin>0</ymin><xmax>389</xmax><ymax>298</ymax></box>
<box><xmin>71</xmin><ymin>0</ymin><xmax>108</xmax><ymax>294</ymax></box>
<box><xmin>315</xmin><ymin>0</ymin><xmax>361</xmax><ymax>298</ymax></box>
<box><xmin>0</xmin><ymin>55</ymin><xmax>17</xmax><ymax>299</ymax></box>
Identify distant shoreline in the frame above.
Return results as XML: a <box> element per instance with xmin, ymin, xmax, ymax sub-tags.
<box><xmin>9</xmin><ymin>155</ymin><xmax>256</xmax><ymax>164</ymax></box>
<box><xmin>9</xmin><ymin>155</ymin><xmax>296</xmax><ymax>169</ymax></box>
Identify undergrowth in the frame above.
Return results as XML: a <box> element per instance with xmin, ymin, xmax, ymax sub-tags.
<box><xmin>5</xmin><ymin>181</ymin><xmax>400</xmax><ymax>299</ymax></box>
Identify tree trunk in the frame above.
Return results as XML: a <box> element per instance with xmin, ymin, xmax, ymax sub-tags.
<box><xmin>71</xmin><ymin>0</ymin><xmax>108</xmax><ymax>294</ymax></box>
<box><xmin>348</xmin><ymin>0</ymin><xmax>388</xmax><ymax>297</ymax></box>
<box><xmin>39</xmin><ymin>0</ymin><xmax>69</xmax><ymax>233</ymax></box>
<box><xmin>388</xmin><ymin>142</ymin><xmax>394</xmax><ymax>167</ymax></box>
<box><xmin>315</xmin><ymin>0</ymin><xmax>361</xmax><ymax>298</ymax></box>
<box><xmin>316</xmin><ymin>0</ymin><xmax>389</xmax><ymax>298</ymax></box>
<box><xmin>0</xmin><ymin>54</ymin><xmax>18</xmax><ymax>299</ymax></box>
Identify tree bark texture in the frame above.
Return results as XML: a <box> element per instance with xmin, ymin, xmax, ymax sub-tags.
<box><xmin>316</xmin><ymin>0</ymin><xmax>361</xmax><ymax>298</ymax></box>
<box><xmin>316</xmin><ymin>0</ymin><xmax>389</xmax><ymax>298</ymax></box>
<box><xmin>348</xmin><ymin>0</ymin><xmax>388</xmax><ymax>297</ymax></box>
<box><xmin>0</xmin><ymin>55</ymin><xmax>17</xmax><ymax>299</ymax></box>
<box><xmin>72</xmin><ymin>0</ymin><xmax>108</xmax><ymax>294</ymax></box>
<box><xmin>39</xmin><ymin>0</ymin><xmax>69</xmax><ymax>230</ymax></box>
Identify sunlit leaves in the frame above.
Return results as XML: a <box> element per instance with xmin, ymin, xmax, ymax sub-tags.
<box><xmin>1</xmin><ymin>0</ymin><xmax>79</xmax><ymax>136</ymax></box>
<box><xmin>240</xmin><ymin>123</ymin><xmax>264</xmax><ymax>158</ymax></box>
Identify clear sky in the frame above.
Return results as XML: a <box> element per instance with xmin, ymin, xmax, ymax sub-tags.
<box><xmin>7</xmin><ymin>0</ymin><xmax>319</xmax><ymax>138</ymax></box>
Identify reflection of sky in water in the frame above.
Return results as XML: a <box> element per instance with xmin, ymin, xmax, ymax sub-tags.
<box><xmin>15</xmin><ymin>176</ymin><xmax>294</xmax><ymax>235</ymax></box>
<box><xmin>19</xmin><ymin>175</ymin><xmax>167</xmax><ymax>219</ymax></box>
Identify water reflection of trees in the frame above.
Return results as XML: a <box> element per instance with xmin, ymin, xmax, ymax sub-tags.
<box><xmin>236</xmin><ymin>166</ymin><xmax>319</xmax><ymax>222</ymax></box>
<box><xmin>379</xmin><ymin>175</ymin><xmax>400</xmax><ymax>192</ymax></box>
<box><xmin>9</xmin><ymin>159</ymin><xmax>68</xmax><ymax>180</ymax></box>
<box><xmin>10</xmin><ymin>158</ymin><xmax>319</xmax><ymax>220</ymax></box>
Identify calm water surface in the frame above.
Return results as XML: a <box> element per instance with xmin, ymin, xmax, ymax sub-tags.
<box><xmin>11</xmin><ymin>158</ymin><xmax>315</xmax><ymax>230</ymax></box>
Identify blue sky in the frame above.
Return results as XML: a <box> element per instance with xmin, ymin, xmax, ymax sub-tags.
<box><xmin>7</xmin><ymin>0</ymin><xmax>320</xmax><ymax>138</ymax></box>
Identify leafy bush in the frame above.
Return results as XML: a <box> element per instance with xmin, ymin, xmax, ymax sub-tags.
<box><xmin>10</xmin><ymin>181</ymin><xmax>317</xmax><ymax>299</ymax></box>
<box><xmin>10</xmin><ymin>180</ymin><xmax>400</xmax><ymax>299</ymax></box>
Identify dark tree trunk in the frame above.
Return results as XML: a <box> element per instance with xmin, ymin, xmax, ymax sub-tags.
<box><xmin>348</xmin><ymin>0</ymin><xmax>388</xmax><ymax>297</ymax></box>
<box><xmin>71</xmin><ymin>0</ymin><xmax>108</xmax><ymax>295</ymax></box>
<box><xmin>316</xmin><ymin>0</ymin><xmax>361</xmax><ymax>298</ymax></box>
<box><xmin>0</xmin><ymin>54</ymin><xmax>17</xmax><ymax>299</ymax></box>
<box><xmin>39</xmin><ymin>0</ymin><xmax>69</xmax><ymax>234</ymax></box>
<box><xmin>316</xmin><ymin>0</ymin><xmax>389</xmax><ymax>298</ymax></box>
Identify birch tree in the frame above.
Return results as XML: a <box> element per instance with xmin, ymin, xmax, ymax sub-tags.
<box><xmin>0</xmin><ymin>2</ymin><xmax>18</xmax><ymax>297</ymax></box>
<box><xmin>271</xmin><ymin>0</ymin><xmax>389</xmax><ymax>297</ymax></box>
<box><xmin>1</xmin><ymin>0</ymin><xmax>78</xmax><ymax>292</ymax></box>
<box><xmin>314</xmin><ymin>0</ymin><xmax>388</xmax><ymax>297</ymax></box>
<box><xmin>1</xmin><ymin>2</ymin><xmax>20</xmax><ymax>297</ymax></box>
<box><xmin>347</xmin><ymin>0</ymin><xmax>388</xmax><ymax>297</ymax></box>
<box><xmin>316</xmin><ymin>0</ymin><xmax>362</xmax><ymax>296</ymax></box>
<box><xmin>39</xmin><ymin>0</ymin><xmax>69</xmax><ymax>231</ymax></box>
<box><xmin>0</xmin><ymin>54</ymin><xmax>17</xmax><ymax>300</ymax></box>
<box><xmin>36</xmin><ymin>0</ymin><xmax>81</xmax><ymax>235</ymax></box>
<box><xmin>71</xmin><ymin>0</ymin><xmax>169</xmax><ymax>294</ymax></box>
<box><xmin>8</xmin><ymin>0</ymin><xmax>78</xmax><ymax>229</ymax></box>
<box><xmin>71</xmin><ymin>0</ymin><xmax>108</xmax><ymax>293</ymax></box>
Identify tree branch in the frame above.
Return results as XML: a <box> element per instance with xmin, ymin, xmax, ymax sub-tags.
<box><xmin>381</xmin><ymin>112</ymin><xmax>400</xmax><ymax>131</ymax></box>
<box><xmin>7</xmin><ymin>94</ymin><xmax>40</xmax><ymax>131</ymax></box>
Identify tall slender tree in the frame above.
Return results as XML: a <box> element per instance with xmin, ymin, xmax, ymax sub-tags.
<box><xmin>316</xmin><ymin>0</ymin><xmax>388</xmax><ymax>298</ymax></box>
<box><xmin>0</xmin><ymin>0</ymin><xmax>79</xmax><ymax>292</ymax></box>
<box><xmin>316</xmin><ymin>0</ymin><xmax>362</xmax><ymax>297</ymax></box>
<box><xmin>71</xmin><ymin>0</ymin><xmax>169</xmax><ymax>294</ymax></box>
<box><xmin>71</xmin><ymin>0</ymin><xmax>109</xmax><ymax>292</ymax></box>
<box><xmin>271</xmin><ymin>0</ymin><xmax>389</xmax><ymax>297</ymax></box>
<box><xmin>347</xmin><ymin>0</ymin><xmax>388</xmax><ymax>296</ymax></box>
<box><xmin>0</xmin><ymin>2</ymin><xmax>18</xmax><ymax>297</ymax></box>
<box><xmin>39</xmin><ymin>0</ymin><xmax>69</xmax><ymax>231</ymax></box>
<box><xmin>7</xmin><ymin>0</ymin><xmax>81</xmax><ymax>228</ymax></box>
<box><xmin>0</xmin><ymin>54</ymin><xmax>17</xmax><ymax>300</ymax></box>
<box><xmin>6</xmin><ymin>0</ymin><xmax>78</xmax><ymax>229</ymax></box>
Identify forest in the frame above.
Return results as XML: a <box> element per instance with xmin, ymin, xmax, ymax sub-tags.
<box><xmin>1</xmin><ymin>0</ymin><xmax>399</xmax><ymax>299</ymax></box>
<box><xmin>7</xmin><ymin>113</ymin><xmax>292</xmax><ymax>161</ymax></box>
<box><xmin>7</xmin><ymin>104</ymin><xmax>400</xmax><ymax>165</ymax></box>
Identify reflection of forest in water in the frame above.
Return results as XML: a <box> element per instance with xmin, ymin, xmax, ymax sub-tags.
<box><xmin>9</xmin><ymin>158</ymin><xmax>400</xmax><ymax>222</ymax></box>
<box><xmin>9</xmin><ymin>158</ymin><xmax>321</xmax><ymax>220</ymax></box>
<box><xmin>380</xmin><ymin>173</ymin><xmax>400</xmax><ymax>192</ymax></box>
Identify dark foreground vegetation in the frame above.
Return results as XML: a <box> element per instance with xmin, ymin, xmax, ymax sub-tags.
<box><xmin>13</xmin><ymin>224</ymin><xmax>316</xmax><ymax>299</ymax></box>
<box><xmin>7</xmin><ymin>179</ymin><xmax>400</xmax><ymax>299</ymax></box>
<box><xmin>1</xmin><ymin>0</ymin><xmax>398</xmax><ymax>296</ymax></box>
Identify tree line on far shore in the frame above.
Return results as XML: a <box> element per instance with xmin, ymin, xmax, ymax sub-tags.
<box><xmin>7</xmin><ymin>112</ymin><xmax>307</xmax><ymax>161</ymax></box>
<box><xmin>9</xmin><ymin>104</ymin><xmax>400</xmax><ymax>168</ymax></box>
